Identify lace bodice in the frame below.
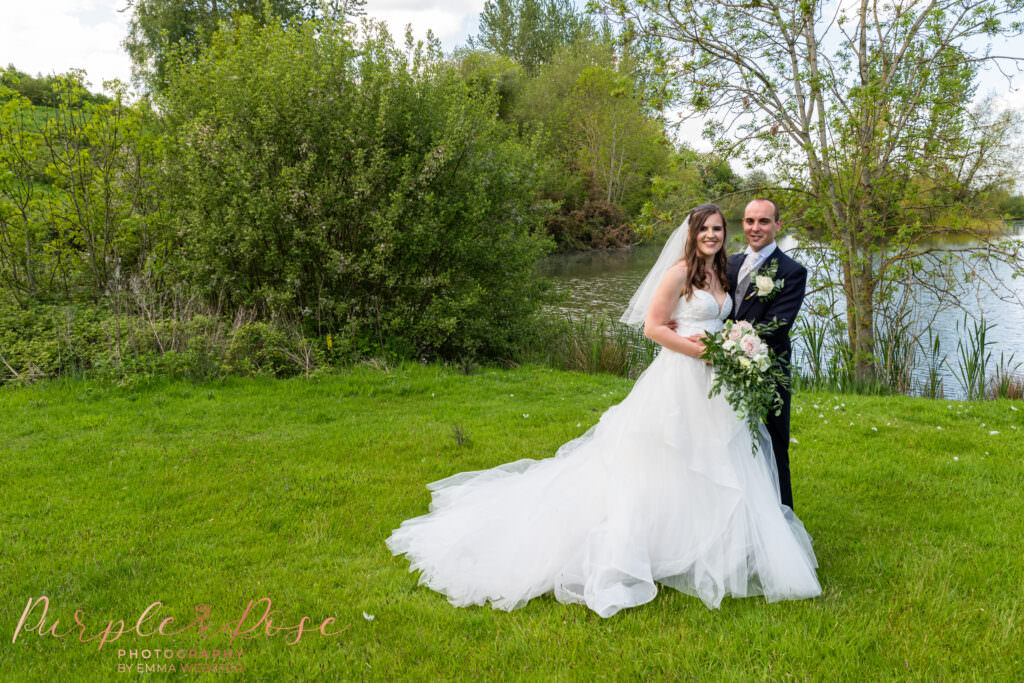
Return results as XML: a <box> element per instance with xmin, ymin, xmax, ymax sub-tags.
<box><xmin>672</xmin><ymin>289</ymin><xmax>731</xmax><ymax>336</ymax></box>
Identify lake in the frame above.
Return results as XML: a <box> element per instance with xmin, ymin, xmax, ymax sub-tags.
<box><xmin>539</xmin><ymin>222</ymin><xmax>1024</xmax><ymax>399</ymax></box>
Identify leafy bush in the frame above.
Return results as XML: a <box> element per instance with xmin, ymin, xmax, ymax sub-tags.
<box><xmin>158</xmin><ymin>18</ymin><xmax>554</xmax><ymax>362</ymax></box>
<box><xmin>0</xmin><ymin>296</ymin><xmax>327</xmax><ymax>384</ymax></box>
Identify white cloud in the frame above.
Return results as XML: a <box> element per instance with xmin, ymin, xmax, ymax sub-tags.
<box><xmin>0</xmin><ymin>1</ymin><xmax>488</xmax><ymax>94</ymax></box>
<box><xmin>1</xmin><ymin>1</ymin><xmax>134</xmax><ymax>91</ymax></box>
<box><xmin>373</xmin><ymin>6</ymin><xmax>482</xmax><ymax>50</ymax></box>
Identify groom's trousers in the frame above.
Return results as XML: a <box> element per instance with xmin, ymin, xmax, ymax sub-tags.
<box><xmin>765</xmin><ymin>380</ymin><xmax>793</xmax><ymax>510</ymax></box>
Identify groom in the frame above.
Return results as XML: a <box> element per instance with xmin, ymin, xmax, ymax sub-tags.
<box><xmin>728</xmin><ymin>199</ymin><xmax>806</xmax><ymax>510</ymax></box>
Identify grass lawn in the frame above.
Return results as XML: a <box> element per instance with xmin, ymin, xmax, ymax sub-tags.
<box><xmin>1</xmin><ymin>363</ymin><xmax>1022</xmax><ymax>680</ymax></box>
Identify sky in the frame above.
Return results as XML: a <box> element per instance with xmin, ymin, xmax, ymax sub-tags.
<box><xmin>1</xmin><ymin>1</ymin><xmax>1021</xmax><ymax>161</ymax></box>
<box><xmin>0</xmin><ymin>1</ymin><xmax>485</xmax><ymax>90</ymax></box>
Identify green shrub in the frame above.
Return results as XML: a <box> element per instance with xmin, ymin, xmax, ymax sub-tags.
<box><xmin>158</xmin><ymin>17</ymin><xmax>554</xmax><ymax>362</ymax></box>
<box><xmin>0</xmin><ymin>297</ymin><xmax>329</xmax><ymax>384</ymax></box>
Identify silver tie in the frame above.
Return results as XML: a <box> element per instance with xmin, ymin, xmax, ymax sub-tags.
<box><xmin>734</xmin><ymin>252</ymin><xmax>760</xmax><ymax>315</ymax></box>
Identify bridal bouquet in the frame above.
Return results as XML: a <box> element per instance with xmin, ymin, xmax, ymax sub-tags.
<box><xmin>700</xmin><ymin>319</ymin><xmax>788</xmax><ymax>455</ymax></box>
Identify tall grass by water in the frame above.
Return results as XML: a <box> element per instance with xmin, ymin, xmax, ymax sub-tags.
<box><xmin>792</xmin><ymin>311</ymin><xmax>1023</xmax><ymax>400</ymax></box>
<box><xmin>516</xmin><ymin>313</ymin><xmax>658</xmax><ymax>379</ymax></box>
<box><xmin>526</xmin><ymin>309</ymin><xmax>1023</xmax><ymax>401</ymax></box>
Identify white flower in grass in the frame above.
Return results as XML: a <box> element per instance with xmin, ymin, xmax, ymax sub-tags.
<box><xmin>362</xmin><ymin>612</ymin><xmax>375</xmax><ymax>621</ymax></box>
<box><xmin>871</xmin><ymin>427</ymin><xmax>878</xmax><ymax>432</ymax></box>
<box><xmin>1011</xmin><ymin>405</ymin><xmax>1018</xmax><ymax>411</ymax></box>
<box><xmin>954</xmin><ymin>457</ymin><xmax>959</xmax><ymax>461</ymax></box>
<box><xmin>790</xmin><ymin>437</ymin><xmax>799</xmax><ymax>444</ymax></box>
<box><xmin>989</xmin><ymin>430</ymin><xmax>999</xmax><ymax>435</ymax></box>
<box><xmin>937</xmin><ymin>426</ymin><xmax>943</xmax><ymax>430</ymax></box>
<box><xmin>523</xmin><ymin>414</ymin><xmax>529</xmax><ymax>418</ymax></box>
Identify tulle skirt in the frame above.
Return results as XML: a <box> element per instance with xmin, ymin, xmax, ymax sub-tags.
<box><xmin>386</xmin><ymin>349</ymin><xmax>821</xmax><ymax>618</ymax></box>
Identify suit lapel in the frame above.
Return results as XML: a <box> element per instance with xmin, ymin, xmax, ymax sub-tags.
<box><xmin>736</xmin><ymin>250</ymin><xmax>781</xmax><ymax>320</ymax></box>
<box><xmin>727</xmin><ymin>253</ymin><xmax>743</xmax><ymax>293</ymax></box>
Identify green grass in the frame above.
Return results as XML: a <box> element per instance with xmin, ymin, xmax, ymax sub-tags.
<box><xmin>1</xmin><ymin>364</ymin><xmax>1023</xmax><ymax>680</ymax></box>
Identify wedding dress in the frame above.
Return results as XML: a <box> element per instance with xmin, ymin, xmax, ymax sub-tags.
<box><xmin>386</xmin><ymin>290</ymin><xmax>821</xmax><ymax>618</ymax></box>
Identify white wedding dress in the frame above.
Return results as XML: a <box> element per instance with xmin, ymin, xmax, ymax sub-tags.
<box><xmin>386</xmin><ymin>290</ymin><xmax>821</xmax><ymax>618</ymax></box>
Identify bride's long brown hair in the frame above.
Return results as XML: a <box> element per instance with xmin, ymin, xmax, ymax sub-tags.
<box><xmin>681</xmin><ymin>203</ymin><xmax>729</xmax><ymax>300</ymax></box>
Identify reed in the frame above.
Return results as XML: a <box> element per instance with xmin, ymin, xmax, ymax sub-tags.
<box><xmin>920</xmin><ymin>329</ymin><xmax>946</xmax><ymax>399</ymax></box>
<box><xmin>987</xmin><ymin>352</ymin><xmax>1023</xmax><ymax>400</ymax></box>
<box><xmin>951</xmin><ymin>314</ymin><xmax>994</xmax><ymax>401</ymax></box>
<box><xmin>789</xmin><ymin>306</ymin><xmax>1019</xmax><ymax>401</ymax></box>
<box><xmin>874</xmin><ymin>309</ymin><xmax>917</xmax><ymax>395</ymax></box>
<box><xmin>793</xmin><ymin>315</ymin><xmax>831</xmax><ymax>389</ymax></box>
<box><xmin>519</xmin><ymin>313</ymin><xmax>657</xmax><ymax>378</ymax></box>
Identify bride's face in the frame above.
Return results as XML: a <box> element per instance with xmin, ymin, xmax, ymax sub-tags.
<box><xmin>695</xmin><ymin>216</ymin><xmax>725</xmax><ymax>258</ymax></box>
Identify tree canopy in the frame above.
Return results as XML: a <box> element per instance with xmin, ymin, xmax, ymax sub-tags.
<box><xmin>600</xmin><ymin>0</ymin><xmax>1024</xmax><ymax>381</ymax></box>
<box><xmin>122</xmin><ymin>0</ymin><xmax>354</xmax><ymax>91</ymax></box>
<box><xmin>470</xmin><ymin>0</ymin><xmax>602</xmax><ymax>74</ymax></box>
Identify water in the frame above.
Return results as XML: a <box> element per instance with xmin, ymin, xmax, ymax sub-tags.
<box><xmin>538</xmin><ymin>223</ymin><xmax>1024</xmax><ymax>399</ymax></box>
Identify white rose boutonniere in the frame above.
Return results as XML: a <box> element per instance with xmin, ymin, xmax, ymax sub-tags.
<box><xmin>745</xmin><ymin>258</ymin><xmax>784</xmax><ymax>303</ymax></box>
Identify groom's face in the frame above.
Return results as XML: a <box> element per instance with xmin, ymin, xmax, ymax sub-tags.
<box><xmin>742</xmin><ymin>200</ymin><xmax>781</xmax><ymax>251</ymax></box>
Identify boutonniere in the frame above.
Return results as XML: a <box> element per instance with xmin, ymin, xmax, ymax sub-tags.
<box><xmin>745</xmin><ymin>258</ymin><xmax>785</xmax><ymax>302</ymax></box>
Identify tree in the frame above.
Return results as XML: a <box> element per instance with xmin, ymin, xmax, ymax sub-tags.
<box><xmin>1</xmin><ymin>66</ymin><xmax>110</xmax><ymax>106</ymax></box>
<box><xmin>567</xmin><ymin>65</ymin><xmax>668</xmax><ymax>208</ymax></box>
<box><xmin>513</xmin><ymin>41</ymin><xmax>671</xmax><ymax>249</ymax></box>
<box><xmin>453</xmin><ymin>50</ymin><xmax>525</xmax><ymax>123</ymax></box>
<box><xmin>122</xmin><ymin>0</ymin><xmax>326</xmax><ymax>92</ymax></box>
<box><xmin>0</xmin><ymin>73</ymin><xmax>160</xmax><ymax>301</ymax></box>
<box><xmin>0</xmin><ymin>86</ymin><xmax>43</xmax><ymax>299</ymax></box>
<box><xmin>470</xmin><ymin>0</ymin><xmax>600</xmax><ymax>74</ymax></box>
<box><xmin>600</xmin><ymin>0</ymin><xmax>1024</xmax><ymax>382</ymax></box>
<box><xmin>158</xmin><ymin>17</ymin><xmax>553</xmax><ymax>360</ymax></box>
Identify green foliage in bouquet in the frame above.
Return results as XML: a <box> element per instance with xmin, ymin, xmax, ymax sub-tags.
<box><xmin>701</xmin><ymin>319</ymin><xmax>789</xmax><ymax>454</ymax></box>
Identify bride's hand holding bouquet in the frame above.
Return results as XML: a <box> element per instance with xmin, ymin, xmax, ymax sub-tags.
<box><xmin>700</xmin><ymin>319</ymin><xmax>789</xmax><ymax>454</ymax></box>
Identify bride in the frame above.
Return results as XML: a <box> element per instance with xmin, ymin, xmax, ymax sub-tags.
<box><xmin>386</xmin><ymin>204</ymin><xmax>821</xmax><ymax>618</ymax></box>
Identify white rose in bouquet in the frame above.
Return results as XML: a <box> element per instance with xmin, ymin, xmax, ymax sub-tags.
<box><xmin>739</xmin><ymin>334</ymin><xmax>760</xmax><ymax>357</ymax></box>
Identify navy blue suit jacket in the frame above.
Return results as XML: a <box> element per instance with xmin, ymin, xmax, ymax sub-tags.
<box><xmin>727</xmin><ymin>248</ymin><xmax>807</xmax><ymax>371</ymax></box>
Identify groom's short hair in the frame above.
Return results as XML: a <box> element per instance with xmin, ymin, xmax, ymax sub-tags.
<box><xmin>750</xmin><ymin>198</ymin><xmax>780</xmax><ymax>222</ymax></box>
